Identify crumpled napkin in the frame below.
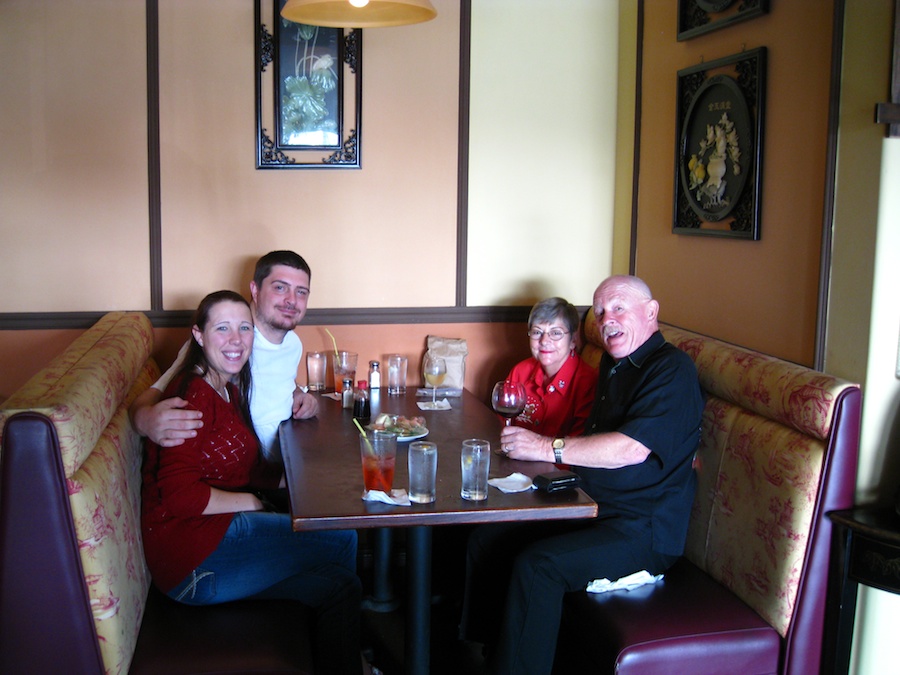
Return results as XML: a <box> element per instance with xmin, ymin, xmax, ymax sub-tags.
<box><xmin>586</xmin><ymin>570</ymin><xmax>663</xmax><ymax>593</ymax></box>
<box><xmin>417</xmin><ymin>398</ymin><xmax>452</xmax><ymax>411</ymax></box>
<box><xmin>362</xmin><ymin>489</ymin><xmax>411</xmax><ymax>506</ymax></box>
<box><xmin>488</xmin><ymin>472</ymin><xmax>536</xmax><ymax>493</ymax></box>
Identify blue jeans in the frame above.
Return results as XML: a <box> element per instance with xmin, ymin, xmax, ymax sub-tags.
<box><xmin>168</xmin><ymin>511</ymin><xmax>361</xmax><ymax>675</ymax></box>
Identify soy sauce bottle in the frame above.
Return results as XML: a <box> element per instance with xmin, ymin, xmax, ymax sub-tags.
<box><xmin>353</xmin><ymin>380</ymin><xmax>371</xmax><ymax>421</ymax></box>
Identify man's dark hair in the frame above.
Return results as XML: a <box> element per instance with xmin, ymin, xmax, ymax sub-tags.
<box><xmin>253</xmin><ymin>250</ymin><xmax>311</xmax><ymax>287</ymax></box>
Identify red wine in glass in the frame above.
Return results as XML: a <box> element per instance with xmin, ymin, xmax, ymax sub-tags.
<box><xmin>492</xmin><ymin>380</ymin><xmax>526</xmax><ymax>426</ymax></box>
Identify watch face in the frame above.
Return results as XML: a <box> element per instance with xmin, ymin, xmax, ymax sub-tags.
<box><xmin>553</xmin><ymin>438</ymin><xmax>564</xmax><ymax>449</ymax></box>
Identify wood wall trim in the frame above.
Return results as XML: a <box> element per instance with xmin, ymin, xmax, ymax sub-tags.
<box><xmin>0</xmin><ymin>305</ymin><xmax>534</xmax><ymax>331</ymax></box>
<box><xmin>815</xmin><ymin>0</ymin><xmax>846</xmax><ymax>371</ymax></box>
<box><xmin>456</xmin><ymin>0</ymin><xmax>471</xmax><ymax>306</ymax></box>
<box><xmin>147</xmin><ymin>0</ymin><xmax>162</xmax><ymax>311</ymax></box>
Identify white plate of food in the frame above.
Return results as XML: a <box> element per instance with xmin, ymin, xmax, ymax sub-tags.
<box><xmin>367</xmin><ymin>413</ymin><xmax>429</xmax><ymax>442</ymax></box>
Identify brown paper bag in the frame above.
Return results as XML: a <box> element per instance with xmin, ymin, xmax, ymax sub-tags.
<box><xmin>425</xmin><ymin>335</ymin><xmax>468</xmax><ymax>390</ymax></box>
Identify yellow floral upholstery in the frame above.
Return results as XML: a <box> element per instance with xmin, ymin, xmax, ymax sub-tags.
<box><xmin>0</xmin><ymin>312</ymin><xmax>159</xmax><ymax>675</ymax></box>
<box><xmin>581</xmin><ymin>311</ymin><xmax>856</xmax><ymax>638</ymax></box>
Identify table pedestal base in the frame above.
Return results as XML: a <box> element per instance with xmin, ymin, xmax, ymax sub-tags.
<box><xmin>406</xmin><ymin>526</ymin><xmax>432</xmax><ymax>675</ymax></box>
<box><xmin>362</xmin><ymin>528</ymin><xmax>401</xmax><ymax>613</ymax></box>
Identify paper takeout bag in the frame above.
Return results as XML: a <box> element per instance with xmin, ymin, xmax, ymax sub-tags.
<box><xmin>426</xmin><ymin>335</ymin><xmax>468</xmax><ymax>389</ymax></box>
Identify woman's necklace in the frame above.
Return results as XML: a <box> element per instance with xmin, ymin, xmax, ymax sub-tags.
<box><xmin>203</xmin><ymin>373</ymin><xmax>230</xmax><ymax>402</ymax></box>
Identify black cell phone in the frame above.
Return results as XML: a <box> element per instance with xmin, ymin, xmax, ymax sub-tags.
<box><xmin>533</xmin><ymin>470</ymin><xmax>581</xmax><ymax>493</ymax></box>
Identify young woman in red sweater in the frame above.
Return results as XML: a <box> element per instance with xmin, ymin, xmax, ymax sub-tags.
<box><xmin>141</xmin><ymin>290</ymin><xmax>364</xmax><ymax>675</ymax></box>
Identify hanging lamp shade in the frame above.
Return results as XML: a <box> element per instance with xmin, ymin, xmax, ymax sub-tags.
<box><xmin>280</xmin><ymin>0</ymin><xmax>437</xmax><ymax>28</ymax></box>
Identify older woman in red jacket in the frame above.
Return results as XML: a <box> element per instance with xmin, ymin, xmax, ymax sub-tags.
<box><xmin>503</xmin><ymin>297</ymin><xmax>598</xmax><ymax>439</ymax></box>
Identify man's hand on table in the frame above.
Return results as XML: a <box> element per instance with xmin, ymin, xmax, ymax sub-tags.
<box><xmin>292</xmin><ymin>388</ymin><xmax>319</xmax><ymax>419</ymax></box>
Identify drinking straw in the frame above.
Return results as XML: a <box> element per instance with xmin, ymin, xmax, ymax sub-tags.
<box><xmin>353</xmin><ymin>417</ymin><xmax>375</xmax><ymax>455</ymax></box>
<box><xmin>325</xmin><ymin>328</ymin><xmax>339</xmax><ymax>358</ymax></box>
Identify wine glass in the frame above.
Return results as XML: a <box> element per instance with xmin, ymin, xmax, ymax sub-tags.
<box><xmin>422</xmin><ymin>353</ymin><xmax>447</xmax><ymax>408</ymax></box>
<box><xmin>491</xmin><ymin>380</ymin><xmax>526</xmax><ymax>426</ymax></box>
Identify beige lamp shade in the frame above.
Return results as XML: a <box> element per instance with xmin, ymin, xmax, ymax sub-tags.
<box><xmin>280</xmin><ymin>0</ymin><xmax>437</xmax><ymax>28</ymax></box>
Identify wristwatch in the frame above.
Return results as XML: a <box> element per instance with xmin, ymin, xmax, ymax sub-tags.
<box><xmin>552</xmin><ymin>437</ymin><xmax>565</xmax><ymax>463</ymax></box>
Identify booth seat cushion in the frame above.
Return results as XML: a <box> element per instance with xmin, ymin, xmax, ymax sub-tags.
<box><xmin>0</xmin><ymin>312</ymin><xmax>157</xmax><ymax>675</ymax></box>
<box><xmin>0</xmin><ymin>311</ymin><xmax>155</xmax><ymax>476</ymax></box>
<box><xmin>557</xmin><ymin>559</ymin><xmax>780</xmax><ymax>675</ymax></box>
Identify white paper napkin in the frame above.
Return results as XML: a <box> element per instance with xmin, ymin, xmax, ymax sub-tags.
<box><xmin>586</xmin><ymin>570</ymin><xmax>663</xmax><ymax>594</ymax></box>
<box><xmin>488</xmin><ymin>472</ymin><xmax>536</xmax><ymax>493</ymax></box>
<box><xmin>415</xmin><ymin>387</ymin><xmax>462</xmax><ymax>398</ymax></box>
<box><xmin>417</xmin><ymin>398</ymin><xmax>452</xmax><ymax>411</ymax></box>
<box><xmin>362</xmin><ymin>489</ymin><xmax>411</xmax><ymax>506</ymax></box>
<box><xmin>322</xmin><ymin>392</ymin><xmax>341</xmax><ymax>401</ymax></box>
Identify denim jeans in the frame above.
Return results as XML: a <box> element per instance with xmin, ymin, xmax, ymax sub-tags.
<box><xmin>167</xmin><ymin>511</ymin><xmax>362</xmax><ymax>675</ymax></box>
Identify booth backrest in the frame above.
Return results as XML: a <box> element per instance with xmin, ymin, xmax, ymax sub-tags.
<box><xmin>0</xmin><ymin>312</ymin><xmax>159</xmax><ymax>675</ymax></box>
<box><xmin>581</xmin><ymin>314</ymin><xmax>860</xmax><ymax>673</ymax></box>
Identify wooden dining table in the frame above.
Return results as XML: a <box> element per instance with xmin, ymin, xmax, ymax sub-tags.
<box><xmin>278</xmin><ymin>387</ymin><xmax>598</xmax><ymax>675</ymax></box>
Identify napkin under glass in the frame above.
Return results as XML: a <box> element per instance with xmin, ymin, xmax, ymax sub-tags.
<box><xmin>488</xmin><ymin>472</ymin><xmax>536</xmax><ymax>493</ymax></box>
<box><xmin>362</xmin><ymin>489</ymin><xmax>412</xmax><ymax>506</ymax></box>
<box><xmin>416</xmin><ymin>398</ymin><xmax>452</xmax><ymax>411</ymax></box>
<box><xmin>586</xmin><ymin>570</ymin><xmax>663</xmax><ymax>593</ymax></box>
<box><xmin>415</xmin><ymin>387</ymin><xmax>462</xmax><ymax>398</ymax></box>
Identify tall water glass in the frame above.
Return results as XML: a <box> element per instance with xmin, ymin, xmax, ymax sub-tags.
<box><xmin>408</xmin><ymin>441</ymin><xmax>437</xmax><ymax>503</ymax></box>
<box><xmin>460</xmin><ymin>438</ymin><xmax>490</xmax><ymax>501</ymax></box>
<box><xmin>306</xmin><ymin>351</ymin><xmax>326</xmax><ymax>391</ymax></box>
<box><xmin>387</xmin><ymin>354</ymin><xmax>408</xmax><ymax>396</ymax></box>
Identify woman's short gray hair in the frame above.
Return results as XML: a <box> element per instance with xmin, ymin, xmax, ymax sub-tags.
<box><xmin>528</xmin><ymin>297</ymin><xmax>580</xmax><ymax>335</ymax></box>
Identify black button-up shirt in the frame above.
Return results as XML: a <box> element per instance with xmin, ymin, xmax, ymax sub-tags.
<box><xmin>577</xmin><ymin>330</ymin><xmax>704</xmax><ymax>556</ymax></box>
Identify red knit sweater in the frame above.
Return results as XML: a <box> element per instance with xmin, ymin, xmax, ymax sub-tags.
<box><xmin>141</xmin><ymin>375</ymin><xmax>275</xmax><ymax>592</ymax></box>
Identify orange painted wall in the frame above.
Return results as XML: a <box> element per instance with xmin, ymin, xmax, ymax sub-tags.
<box><xmin>635</xmin><ymin>1</ymin><xmax>835</xmax><ymax>366</ymax></box>
<box><xmin>0</xmin><ymin>321</ymin><xmax>533</xmax><ymax>408</ymax></box>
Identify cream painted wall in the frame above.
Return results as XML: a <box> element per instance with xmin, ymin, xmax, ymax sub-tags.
<box><xmin>850</xmin><ymin>138</ymin><xmax>900</xmax><ymax>673</ymax></box>
<box><xmin>0</xmin><ymin>0</ymin><xmax>150</xmax><ymax>312</ymax></box>
<box><xmin>466</xmin><ymin>0</ymin><xmax>619</xmax><ymax>308</ymax></box>
<box><xmin>829</xmin><ymin>2</ymin><xmax>900</xmax><ymax>673</ymax></box>
<box><xmin>157</xmin><ymin>0</ymin><xmax>461</xmax><ymax>309</ymax></box>
<box><xmin>1</xmin><ymin>0</ymin><xmax>617</xmax><ymax>314</ymax></box>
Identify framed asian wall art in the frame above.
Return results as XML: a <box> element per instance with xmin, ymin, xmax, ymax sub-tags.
<box><xmin>674</xmin><ymin>47</ymin><xmax>766</xmax><ymax>240</ymax></box>
<box><xmin>255</xmin><ymin>0</ymin><xmax>362</xmax><ymax>169</ymax></box>
<box><xmin>677</xmin><ymin>0</ymin><xmax>769</xmax><ymax>41</ymax></box>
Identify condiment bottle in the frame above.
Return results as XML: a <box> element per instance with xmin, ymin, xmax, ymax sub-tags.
<box><xmin>353</xmin><ymin>380</ymin><xmax>371</xmax><ymax>420</ymax></box>
<box><xmin>368</xmin><ymin>360</ymin><xmax>381</xmax><ymax>389</ymax></box>
<box><xmin>341</xmin><ymin>378</ymin><xmax>354</xmax><ymax>409</ymax></box>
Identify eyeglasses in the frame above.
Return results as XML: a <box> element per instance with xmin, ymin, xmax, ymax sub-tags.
<box><xmin>527</xmin><ymin>328</ymin><xmax>570</xmax><ymax>341</ymax></box>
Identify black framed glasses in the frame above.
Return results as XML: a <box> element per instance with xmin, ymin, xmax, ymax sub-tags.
<box><xmin>527</xmin><ymin>328</ymin><xmax>569</xmax><ymax>341</ymax></box>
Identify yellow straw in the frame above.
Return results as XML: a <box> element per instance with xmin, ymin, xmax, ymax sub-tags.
<box><xmin>325</xmin><ymin>328</ymin><xmax>339</xmax><ymax>358</ymax></box>
<box><xmin>353</xmin><ymin>417</ymin><xmax>375</xmax><ymax>455</ymax></box>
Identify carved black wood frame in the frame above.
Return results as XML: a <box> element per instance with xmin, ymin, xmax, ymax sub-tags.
<box><xmin>255</xmin><ymin>0</ymin><xmax>362</xmax><ymax>169</ymax></box>
<box><xmin>673</xmin><ymin>47</ymin><xmax>766</xmax><ymax>239</ymax></box>
<box><xmin>677</xmin><ymin>0</ymin><xmax>769</xmax><ymax>42</ymax></box>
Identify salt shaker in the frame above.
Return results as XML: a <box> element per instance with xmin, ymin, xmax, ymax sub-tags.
<box><xmin>368</xmin><ymin>360</ymin><xmax>381</xmax><ymax>389</ymax></box>
<box><xmin>341</xmin><ymin>378</ymin><xmax>354</xmax><ymax>409</ymax></box>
